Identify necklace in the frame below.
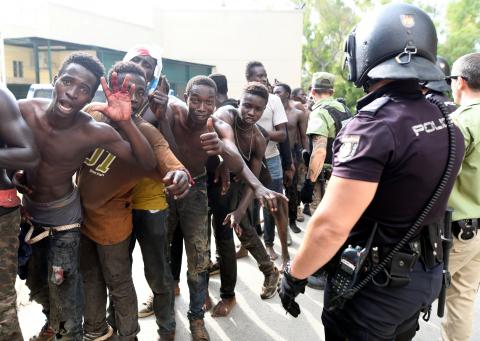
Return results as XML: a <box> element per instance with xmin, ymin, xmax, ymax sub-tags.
<box><xmin>234</xmin><ymin>115</ymin><xmax>254</xmax><ymax>161</ymax></box>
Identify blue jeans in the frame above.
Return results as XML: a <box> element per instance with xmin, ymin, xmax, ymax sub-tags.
<box><xmin>263</xmin><ymin>155</ymin><xmax>284</xmax><ymax>247</ymax></box>
<box><xmin>131</xmin><ymin>209</ymin><xmax>175</xmax><ymax>334</ymax></box>
<box><xmin>26</xmin><ymin>227</ymin><xmax>83</xmax><ymax>340</ymax></box>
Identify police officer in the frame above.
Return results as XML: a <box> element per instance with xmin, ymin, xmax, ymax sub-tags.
<box><xmin>278</xmin><ymin>3</ymin><xmax>465</xmax><ymax>340</ymax></box>
<box><xmin>302</xmin><ymin>72</ymin><xmax>352</xmax><ymax>289</ymax></box>
<box><xmin>304</xmin><ymin>72</ymin><xmax>352</xmax><ymax>210</ymax></box>
<box><xmin>422</xmin><ymin>56</ymin><xmax>457</xmax><ymax>114</ymax></box>
<box><xmin>441</xmin><ymin>52</ymin><xmax>480</xmax><ymax>341</ymax></box>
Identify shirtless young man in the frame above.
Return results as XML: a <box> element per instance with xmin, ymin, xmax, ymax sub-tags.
<box><xmin>0</xmin><ymin>86</ymin><xmax>39</xmax><ymax>341</ymax></box>
<box><xmin>208</xmin><ymin>82</ymin><xmax>283</xmax><ymax>317</ymax></box>
<box><xmin>149</xmin><ymin>75</ymin><xmax>284</xmax><ymax>340</ymax></box>
<box><xmin>17</xmin><ymin>52</ymin><xmax>155</xmax><ymax>340</ymax></box>
<box><xmin>245</xmin><ymin>62</ymin><xmax>291</xmax><ymax>264</ymax></box>
<box><xmin>273</xmin><ymin>83</ymin><xmax>309</xmax><ymax>232</ymax></box>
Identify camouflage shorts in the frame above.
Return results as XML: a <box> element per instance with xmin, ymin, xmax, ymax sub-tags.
<box><xmin>0</xmin><ymin>208</ymin><xmax>23</xmax><ymax>341</ymax></box>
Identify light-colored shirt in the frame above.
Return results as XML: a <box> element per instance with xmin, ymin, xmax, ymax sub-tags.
<box><xmin>448</xmin><ymin>98</ymin><xmax>480</xmax><ymax>221</ymax></box>
<box><xmin>257</xmin><ymin>94</ymin><xmax>288</xmax><ymax>159</ymax></box>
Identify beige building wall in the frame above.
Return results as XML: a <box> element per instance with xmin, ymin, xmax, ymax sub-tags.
<box><xmin>0</xmin><ymin>0</ymin><xmax>303</xmax><ymax>97</ymax></box>
<box><xmin>154</xmin><ymin>9</ymin><xmax>303</xmax><ymax>97</ymax></box>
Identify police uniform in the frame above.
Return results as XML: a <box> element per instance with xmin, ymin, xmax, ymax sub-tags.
<box><xmin>441</xmin><ymin>99</ymin><xmax>480</xmax><ymax>341</ymax></box>
<box><xmin>278</xmin><ymin>3</ymin><xmax>466</xmax><ymax>341</ymax></box>
<box><xmin>322</xmin><ymin>79</ymin><xmax>464</xmax><ymax>340</ymax></box>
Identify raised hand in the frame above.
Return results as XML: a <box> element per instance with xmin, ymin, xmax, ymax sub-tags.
<box><xmin>148</xmin><ymin>75</ymin><xmax>169</xmax><ymax>120</ymax></box>
<box><xmin>89</xmin><ymin>72</ymin><xmax>135</xmax><ymax>121</ymax></box>
<box><xmin>200</xmin><ymin>117</ymin><xmax>225</xmax><ymax>156</ymax></box>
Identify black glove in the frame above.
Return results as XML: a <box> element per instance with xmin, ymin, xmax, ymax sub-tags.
<box><xmin>300</xmin><ymin>178</ymin><xmax>314</xmax><ymax>204</ymax></box>
<box><xmin>278</xmin><ymin>262</ymin><xmax>308</xmax><ymax>317</ymax></box>
<box><xmin>302</xmin><ymin>149</ymin><xmax>310</xmax><ymax>167</ymax></box>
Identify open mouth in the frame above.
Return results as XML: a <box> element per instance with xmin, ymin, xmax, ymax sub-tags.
<box><xmin>57</xmin><ymin>100</ymin><xmax>74</xmax><ymax>114</ymax></box>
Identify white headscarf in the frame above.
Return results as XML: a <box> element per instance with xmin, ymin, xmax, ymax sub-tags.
<box><xmin>123</xmin><ymin>45</ymin><xmax>163</xmax><ymax>94</ymax></box>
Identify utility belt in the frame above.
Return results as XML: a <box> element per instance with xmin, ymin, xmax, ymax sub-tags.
<box><xmin>452</xmin><ymin>219</ymin><xmax>479</xmax><ymax>241</ymax></box>
<box><xmin>326</xmin><ymin>220</ymin><xmax>444</xmax><ymax>299</ymax></box>
<box><xmin>371</xmin><ymin>222</ymin><xmax>444</xmax><ymax>288</ymax></box>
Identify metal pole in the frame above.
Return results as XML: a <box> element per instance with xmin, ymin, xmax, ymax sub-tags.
<box><xmin>33</xmin><ymin>42</ymin><xmax>40</xmax><ymax>83</ymax></box>
<box><xmin>47</xmin><ymin>40</ymin><xmax>52</xmax><ymax>82</ymax></box>
<box><xmin>0</xmin><ymin>32</ymin><xmax>6</xmax><ymax>84</ymax></box>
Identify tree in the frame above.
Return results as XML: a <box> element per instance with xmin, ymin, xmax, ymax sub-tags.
<box><xmin>299</xmin><ymin>0</ymin><xmax>363</xmax><ymax>108</ymax></box>
<box><xmin>439</xmin><ymin>0</ymin><xmax>480</xmax><ymax>64</ymax></box>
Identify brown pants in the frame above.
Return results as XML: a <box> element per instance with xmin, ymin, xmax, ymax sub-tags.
<box><xmin>80</xmin><ymin>234</ymin><xmax>139</xmax><ymax>340</ymax></box>
<box><xmin>0</xmin><ymin>209</ymin><xmax>22</xmax><ymax>341</ymax></box>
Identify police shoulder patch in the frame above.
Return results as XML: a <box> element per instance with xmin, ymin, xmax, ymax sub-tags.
<box><xmin>360</xmin><ymin>97</ymin><xmax>391</xmax><ymax>116</ymax></box>
<box><xmin>337</xmin><ymin>135</ymin><xmax>360</xmax><ymax>162</ymax></box>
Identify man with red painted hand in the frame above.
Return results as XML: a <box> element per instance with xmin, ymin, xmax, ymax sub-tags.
<box><xmin>149</xmin><ymin>75</ymin><xmax>285</xmax><ymax>340</ymax></box>
<box><xmin>78</xmin><ymin>61</ymin><xmax>189</xmax><ymax>341</ymax></box>
<box><xmin>16</xmin><ymin>52</ymin><xmax>156</xmax><ymax>340</ymax></box>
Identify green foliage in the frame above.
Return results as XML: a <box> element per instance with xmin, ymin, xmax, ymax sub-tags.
<box><xmin>439</xmin><ymin>0</ymin><xmax>480</xmax><ymax>64</ymax></box>
<box><xmin>299</xmin><ymin>0</ymin><xmax>363</xmax><ymax>109</ymax></box>
<box><xmin>298</xmin><ymin>0</ymin><xmax>480</xmax><ymax>109</ymax></box>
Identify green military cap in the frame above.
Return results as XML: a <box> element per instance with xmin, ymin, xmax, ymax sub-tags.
<box><xmin>311</xmin><ymin>72</ymin><xmax>336</xmax><ymax>90</ymax></box>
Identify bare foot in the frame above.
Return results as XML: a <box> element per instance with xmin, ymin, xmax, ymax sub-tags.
<box><xmin>236</xmin><ymin>245</ymin><xmax>248</xmax><ymax>259</ymax></box>
<box><xmin>174</xmin><ymin>281</ymin><xmax>180</xmax><ymax>296</ymax></box>
<box><xmin>266</xmin><ymin>246</ymin><xmax>278</xmax><ymax>260</ymax></box>
<box><xmin>203</xmin><ymin>292</ymin><xmax>213</xmax><ymax>311</ymax></box>
<box><xmin>280</xmin><ymin>256</ymin><xmax>290</xmax><ymax>274</ymax></box>
<box><xmin>211</xmin><ymin>297</ymin><xmax>236</xmax><ymax>317</ymax></box>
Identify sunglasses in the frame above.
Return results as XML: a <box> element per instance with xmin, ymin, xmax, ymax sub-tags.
<box><xmin>445</xmin><ymin>75</ymin><xmax>469</xmax><ymax>85</ymax></box>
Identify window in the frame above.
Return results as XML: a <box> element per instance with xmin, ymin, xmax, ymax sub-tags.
<box><xmin>13</xmin><ymin>60</ymin><xmax>24</xmax><ymax>78</ymax></box>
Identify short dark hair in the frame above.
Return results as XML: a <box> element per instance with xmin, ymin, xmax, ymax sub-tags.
<box><xmin>312</xmin><ymin>88</ymin><xmax>334</xmax><ymax>96</ymax></box>
<box><xmin>185</xmin><ymin>75</ymin><xmax>217</xmax><ymax>96</ymax></box>
<box><xmin>274</xmin><ymin>82</ymin><xmax>292</xmax><ymax>96</ymax></box>
<box><xmin>292</xmin><ymin>87</ymin><xmax>304</xmax><ymax>97</ymax></box>
<box><xmin>208</xmin><ymin>73</ymin><xmax>228</xmax><ymax>95</ymax></box>
<box><xmin>58</xmin><ymin>52</ymin><xmax>105</xmax><ymax>93</ymax></box>
<box><xmin>107</xmin><ymin>61</ymin><xmax>146</xmax><ymax>86</ymax></box>
<box><xmin>243</xmin><ymin>82</ymin><xmax>269</xmax><ymax>102</ymax></box>
<box><xmin>245</xmin><ymin>61</ymin><xmax>264</xmax><ymax>80</ymax></box>
<box><xmin>454</xmin><ymin>52</ymin><xmax>480</xmax><ymax>91</ymax></box>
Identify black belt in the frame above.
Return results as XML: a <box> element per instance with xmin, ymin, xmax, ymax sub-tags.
<box><xmin>452</xmin><ymin>219</ymin><xmax>479</xmax><ymax>241</ymax></box>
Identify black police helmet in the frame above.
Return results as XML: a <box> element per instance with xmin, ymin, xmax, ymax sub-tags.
<box><xmin>424</xmin><ymin>56</ymin><xmax>451</xmax><ymax>93</ymax></box>
<box><xmin>344</xmin><ymin>3</ymin><xmax>444</xmax><ymax>88</ymax></box>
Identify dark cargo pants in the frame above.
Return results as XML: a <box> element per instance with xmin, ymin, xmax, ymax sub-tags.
<box><xmin>0</xmin><ymin>209</ymin><xmax>22</xmax><ymax>341</ymax></box>
<box><xmin>209</xmin><ymin>180</ymin><xmax>275</xmax><ymax>298</ymax></box>
<box><xmin>130</xmin><ymin>209</ymin><xmax>175</xmax><ymax>334</ymax></box>
<box><xmin>322</xmin><ymin>260</ymin><xmax>443</xmax><ymax>340</ymax></box>
<box><xmin>167</xmin><ymin>177</ymin><xmax>209</xmax><ymax>321</ymax></box>
<box><xmin>80</xmin><ymin>234</ymin><xmax>139</xmax><ymax>340</ymax></box>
